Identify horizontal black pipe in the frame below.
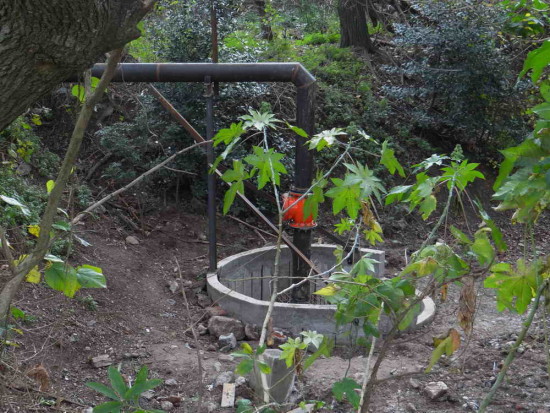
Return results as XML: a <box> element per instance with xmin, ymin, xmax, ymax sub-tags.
<box><xmin>67</xmin><ymin>63</ymin><xmax>315</xmax><ymax>88</ymax></box>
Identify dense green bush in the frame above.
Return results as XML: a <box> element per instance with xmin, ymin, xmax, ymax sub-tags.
<box><xmin>383</xmin><ymin>1</ymin><xmax>529</xmax><ymax>153</ymax></box>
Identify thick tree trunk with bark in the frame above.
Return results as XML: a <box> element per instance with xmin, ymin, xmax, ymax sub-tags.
<box><xmin>338</xmin><ymin>0</ymin><xmax>376</xmax><ymax>53</ymax></box>
<box><xmin>0</xmin><ymin>0</ymin><xmax>152</xmax><ymax>131</ymax></box>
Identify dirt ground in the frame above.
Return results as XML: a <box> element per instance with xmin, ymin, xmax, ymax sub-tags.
<box><xmin>1</xmin><ymin>194</ymin><xmax>549</xmax><ymax>413</ymax></box>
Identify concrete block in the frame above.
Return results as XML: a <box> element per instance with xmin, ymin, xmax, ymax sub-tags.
<box><xmin>250</xmin><ymin>349</ymin><xmax>295</xmax><ymax>404</ymax></box>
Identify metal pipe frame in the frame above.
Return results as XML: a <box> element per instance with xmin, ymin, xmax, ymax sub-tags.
<box><xmin>72</xmin><ymin>62</ymin><xmax>316</xmax><ymax>295</ymax></box>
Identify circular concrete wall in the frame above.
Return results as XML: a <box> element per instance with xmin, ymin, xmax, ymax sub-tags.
<box><xmin>207</xmin><ymin>244</ymin><xmax>434</xmax><ymax>340</ymax></box>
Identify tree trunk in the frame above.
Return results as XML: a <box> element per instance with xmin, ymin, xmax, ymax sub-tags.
<box><xmin>254</xmin><ymin>0</ymin><xmax>274</xmax><ymax>41</ymax></box>
<box><xmin>0</xmin><ymin>0</ymin><xmax>152</xmax><ymax>131</ymax></box>
<box><xmin>338</xmin><ymin>0</ymin><xmax>375</xmax><ymax>53</ymax></box>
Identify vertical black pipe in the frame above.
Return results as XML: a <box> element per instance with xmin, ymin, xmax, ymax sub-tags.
<box><xmin>205</xmin><ymin>77</ymin><xmax>217</xmax><ymax>271</ymax></box>
<box><xmin>292</xmin><ymin>83</ymin><xmax>316</xmax><ymax>302</ymax></box>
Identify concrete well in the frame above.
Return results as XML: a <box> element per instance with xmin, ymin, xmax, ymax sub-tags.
<box><xmin>207</xmin><ymin>244</ymin><xmax>435</xmax><ymax>340</ymax></box>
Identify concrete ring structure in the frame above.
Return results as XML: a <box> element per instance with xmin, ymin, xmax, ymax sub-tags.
<box><xmin>207</xmin><ymin>244</ymin><xmax>435</xmax><ymax>341</ymax></box>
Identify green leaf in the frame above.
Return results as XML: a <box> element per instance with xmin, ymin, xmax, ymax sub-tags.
<box><xmin>398</xmin><ymin>303</ymin><xmax>421</xmax><ymax>331</ymax></box>
<box><xmin>380</xmin><ymin>140</ymin><xmax>405</xmax><ymax>177</ymax></box>
<box><xmin>425</xmin><ymin>336</ymin><xmax>451</xmax><ymax>373</ymax></box>
<box><xmin>241</xmin><ymin>342</ymin><xmax>253</xmax><ymax>355</ymax></box>
<box><xmin>236</xmin><ymin>399</ymin><xmax>254</xmax><ymax>413</ymax></box>
<box><xmin>213</xmin><ymin>122</ymin><xmax>246</xmax><ymax>147</ymax></box>
<box><xmin>287</xmin><ymin>123</ymin><xmax>308</xmax><ymax>138</ymax></box>
<box><xmin>76</xmin><ymin>265</ymin><xmax>106</xmax><ymax>288</ymax></box>
<box><xmin>419</xmin><ymin>195</ymin><xmax>437</xmax><ymax>220</ymax></box>
<box><xmin>235</xmin><ymin>358</ymin><xmax>254</xmax><ymax>375</ymax></box>
<box><xmin>52</xmin><ymin>221</ymin><xmax>71</xmax><ymax>231</ymax></box>
<box><xmin>300</xmin><ymin>331</ymin><xmax>324</xmax><ymax>349</ymax></box>
<box><xmin>44</xmin><ymin>262</ymin><xmax>80</xmax><ymax>298</ymax></box>
<box><xmin>385</xmin><ymin>185</ymin><xmax>412</xmax><ymax>205</ymax></box>
<box><xmin>244</xmin><ymin>146</ymin><xmax>287</xmax><ymax>189</ymax></box>
<box><xmin>10</xmin><ymin>306</ymin><xmax>26</xmax><ymax>321</ymax></box>
<box><xmin>86</xmin><ymin>382</ymin><xmax>120</xmax><ymax>401</ymax></box>
<box><xmin>258</xmin><ymin>362</ymin><xmax>272</xmax><ymax>374</ymax></box>
<box><xmin>304</xmin><ymin>338</ymin><xmax>334</xmax><ymax>370</ymax></box>
<box><xmin>107</xmin><ymin>366</ymin><xmax>128</xmax><ymax>398</ymax></box>
<box><xmin>279</xmin><ymin>338</ymin><xmax>307</xmax><ymax>368</ymax></box>
<box><xmin>474</xmin><ymin>200</ymin><xmax>507</xmax><ymax>253</ymax></box>
<box><xmin>124</xmin><ymin>379</ymin><xmax>163</xmax><ymax>401</ymax></box>
<box><xmin>332</xmin><ymin>378</ymin><xmax>361</xmax><ymax>409</ymax></box>
<box><xmin>71</xmin><ymin>85</ymin><xmax>85</xmax><ymax>103</ymax></box>
<box><xmin>520</xmin><ymin>39</ymin><xmax>550</xmax><ymax>83</ymax></box>
<box><xmin>46</xmin><ymin>180</ymin><xmax>55</xmax><ymax>193</ymax></box>
<box><xmin>308</xmin><ymin>128</ymin><xmax>346</xmax><ymax>151</ymax></box>
<box><xmin>325</xmin><ymin>178</ymin><xmax>361</xmax><ymax>219</ymax></box>
<box><xmin>450</xmin><ymin>226</ymin><xmax>472</xmax><ymax>244</ymax></box>
<box><xmin>134</xmin><ymin>366</ymin><xmax>149</xmax><ymax>386</ymax></box>
<box><xmin>344</xmin><ymin>163</ymin><xmax>385</xmax><ymax>202</ymax></box>
<box><xmin>470</xmin><ymin>231</ymin><xmax>495</xmax><ymax>267</ymax></box>
<box><xmin>0</xmin><ymin>195</ymin><xmax>30</xmax><ymax>216</ymax></box>
<box><xmin>240</xmin><ymin>110</ymin><xmax>280</xmax><ymax>131</ymax></box>
<box><xmin>92</xmin><ymin>401</ymin><xmax>123</xmax><ymax>413</ymax></box>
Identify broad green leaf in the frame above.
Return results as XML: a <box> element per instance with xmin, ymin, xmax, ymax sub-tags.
<box><xmin>44</xmin><ymin>254</ymin><xmax>64</xmax><ymax>263</ymax></box>
<box><xmin>0</xmin><ymin>195</ymin><xmax>30</xmax><ymax>216</ymax></box>
<box><xmin>344</xmin><ymin>163</ymin><xmax>385</xmax><ymax>202</ymax></box>
<box><xmin>279</xmin><ymin>338</ymin><xmax>307</xmax><ymax>368</ymax></box>
<box><xmin>287</xmin><ymin>123</ymin><xmax>308</xmax><ymax>138</ymax></box>
<box><xmin>25</xmin><ymin>266</ymin><xmax>41</xmax><ymax>283</ymax></box>
<box><xmin>52</xmin><ymin>221</ymin><xmax>71</xmax><ymax>231</ymax></box>
<box><xmin>28</xmin><ymin>225</ymin><xmax>40</xmax><ymax>237</ymax></box>
<box><xmin>398</xmin><ymin>302</ymin><xmax>421</xmax><ymax>331</ymax></box>
<box><xmin>235</xmin><ymin>358</ymin><xmax>254</xmax><ymax>375</ymax></box>
<box><xmin>124</xmin><ymin>379</ymin><xmax>163</xmax><ymax>401</ymax></box>
<box><xmin>520</xmin><ymin>39</ymin><xmax>550</xmax><ymax>82</ymax></box>
<box><xmin>213</xmin><ymin>122</ymin><xmax>246</xmax><ymax>147</ymax></box>
<box><xmin>240</xmin><ymin>110</ymin><xmax>280</xmax><ymax>131</ymax></box>
<box><xmin>471</xmin><ymin>231</ymin><xmax>495</xmax><ymax>267</ymax></box>
<box><xmin>325</xmin><ymin>178</ymin><xmax>361</xmax><ymax>219</ymax></box>
<box><xmin>314</xmin><ymin>284</ymin><xmax>340</xmax><ymax>296</ymax></box>
<box><xmin>10</xmin><ymin>306</ymin><xmax>26</xmax><ymax>320</ymax></box>
<box><xmin>450</xmin><ymin>226</ymin><xmax>472</xmax><ymax>244</ymax></box>
<box><xmin>258</xmin><ymin>362</ymin><xmax>272</xmax><ymax>374</ymax></box>
<box><xmin>308</xmin><ymin>128</ymin><xmax>346</xmax><ymax>151</ymax></box>
<box><xmin>425</xmin><ymin>336</ymin><xmax>451</xmax><ymax>373</ymax></box>
<box><xmin>419</xmin><ymin>195</ymin><xmax>437</xmax><ymax>220</ymax></box>
<box><xmin>76</xmin><ymin>265</ymin><xmax>106</xmax><ymax>288</ymax></box>
<box><xmin>46</xmin><ymin>180</ymin><xmax>55</xmax><ymax>193</ymax></box>
<box><xmin>236</xmin><ymin>399</ymin><xmax>254</xmax><ymax>413</ymax></box>
<box><xmin>107</xmin><ymin>366</ymin><xmax>128</xmax><ymax>398</ymax></box>
<box><xmin>334</xmin><ymin>218</ymin><xmax>353</xmax><ymax>235</ymax></box>
<box><xmin>332</xmin><ymin>378</ymin><xmax>361</xmax><ymax>409</ymax></box>
<box><xmin>44</xmin><ymin>262</ymin><xmax>80</xmax><ymax>298</ymax></box>
<box><xmin>241</xmin><ymin>342</ymin><xmax>253</xmax><ymax>355</ymax></box>
<box><xmin>380</xmin><ymin>140</ymin><xmax>405</xmax><ymax>177</ymax></box>
<box><xmin>134</xmin><ymin>366</ymin><xmax>148</xmax><ymax>386</ymax></box>
<box><xmin>412</xmin><ymin>154</ymin><xmax>449</xmax><ymax>171</ymax></box>
<box><xmin>71</xmin><ymin>85</ymin><xmax>85</xmax><ymax>103</ymax></box>
<box><xmin>474</xmin><ymin>201</ymin><xmax>507</xmax><ymax>253</ymax></box>
<box><xmin>385</xmin><ymin>185</ymin><xmax>412</xmax><ymax>205</ymax></box>
<box><xmin>300</xmin><ymin>331</ymin><xmax>324</xmax><ymax>349</ymax></box>
<box><xmin>86</xmin><ymin>382</ymin><xmax>120</xmax><ymax>401</ymax></box>
<box><xmin>92</xmin><ymin>401</ymin><xmax>123</xmax><ymax>413</ymax></box>
<box><xmin>244</xmin><ymin>146</ymin><xmax>287</xmax><ymax>189</ymax></box>
<box><xmin>304</xmin><ymin>338</ymin><xmax>334</xmax><ymax>370</ymax></box>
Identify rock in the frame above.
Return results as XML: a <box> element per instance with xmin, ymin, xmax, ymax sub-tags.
<box><xmin>160</xmin><ymin>401</ymin><xmax>174</xmax><ymax>411</ymax></box>
<box><xmin>214</xmin><ymin>361</ymin><xmax>222</xmax><ymax>372</ymax></box>
<box><xmin>141</xmin><ymin>390</ymin><xmax>155</xmax><ymax>400</ymax></box>
<box><xmin>218</xmin><ymin>354</ymin><xmax>234</xmax><ymax>362</ymax></box>
<box><xmin>206</xmin><ymin>306</ymin><xmax>227</xmax><ymax>317</ymax></box>
<box><xmin>16</xmin><ymin>162</ymin><xmax>32</xmax><ymax>176</ymax></box>
<box><xmin>235</xmin><ymin>376</ymin><xmax>247</xmax><ymax>386</ymax></box>
<box><xmin>214</xmin><ymin>371</ymin><xmax>234</xmax><ymax>387</ymax></box>
<box><xmin>219</xmin><ymin>333</ymin><xmax>237</xmax><ymax>350</ymax></box>
<box><xmin>244</xmin><ymin>324</ymin><xmax>260</xmax><ymax>341</ymax></box>
<box><xmin>221</xmin><ymin>382</ymin><xmax>236</xmax><ymax>408</ymax></box>
<box><xmin>501</xmin><ymin>340</ymin><xmax>526</xmax><ymax>354</ymax></box>
<box><xmin>205</xmin><ymin>402</ymin><xmax>217</xmax><ymax>412</ymax></box>
<box><xmin>197</xmin><ymin>324</ymin><xmax>208</xmax><ymax>335</ymax></box>
<box><xmin>81</xmin><ymin>408</ymin><xmax>94</xmax><ymax>413</ymax></box>
<box><xmin>197</xmin><ymin>293</ymin><xmax>212</xmax><ymax>308</ymax></box>
<box><xmin>167</xmin><ymin>280</ymin><xmax>180</xmax><ymax>294</ymax></box>
<box><xmin>423</xmin><ymin>381</ymin><xmax>448</xmax><ymax>400</ymax></box>
<box><xmin>90</xmin><ymin>354</ymin><xmax>113</xmax><ymax>368</ymax></box>
<box><xmin>165</xmin><ymin>378</ymin><xmax>178</xmax><ymax>387</ymax></box>
<box><xmin>166</xmin><ymin>299</ymin><xmax>176</xmax><ymax>306</ymax></box>
<box><xmin>158</xmin><ymin>396</ymin><xmax>182</xmax><ymax>406</ymax></box>
<box><xmin>125</xmin><ymin>235</ymin><xmax>140</xmax><ymax>245</ymax></box>
<box><xmin>208</xmin><ymin>316</ymin><xmax>245</xmax><ymax>340</ymax></box>
<box><xmin>405</xmin><ymin>403</ymin><xmax>417</xmax><ymax>413</ymax></box>
<box><xmin>271</xmin><ymin>330</ymin><xmax>287</xmax><ymax>346</ymax></box>
<box><xmin>409</xmin><ymin>378</ymin><xmax>421</xmax><ymax>389</ymax></box>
